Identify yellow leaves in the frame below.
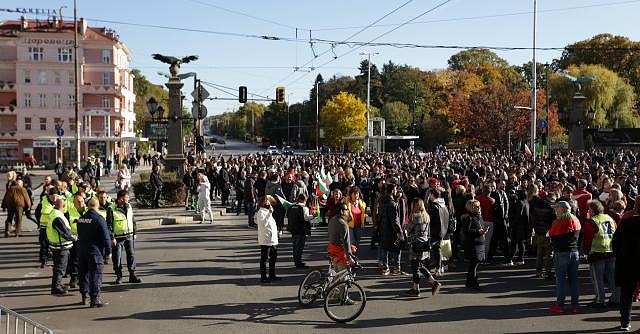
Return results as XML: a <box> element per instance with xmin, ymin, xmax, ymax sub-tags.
<box><xmin>321</xmin><ymin>92</ymin><xmax>366</xmax><ymax>152</ymax></box>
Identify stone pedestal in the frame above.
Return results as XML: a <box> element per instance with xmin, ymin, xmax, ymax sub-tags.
<box><xmin>568</xmin><ymin>93</ymin><xmax>586</xmax><ymax>151</ymax></box>
<box><xmin>164</xmin><ymin>78</ymin><xmax>185</xmax><ymax>174</ymax></box>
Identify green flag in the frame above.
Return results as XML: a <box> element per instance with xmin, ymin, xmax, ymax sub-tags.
<box><xmin>275</xmin><ymin>195</ymin><xmax>293</xmax><ymax>211</ymax></box>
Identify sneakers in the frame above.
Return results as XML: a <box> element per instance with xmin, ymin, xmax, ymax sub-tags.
<box><xmin>406</xmin><ymin>288</ymin><xmax>420</xmax><ymax>297</ymax></box>
<box><xmin>129</xmin><ymin>274</ymin><xmax>142</xmax><ymax>283</ymax></box>
<box><xmin>502</xmin><ymin>261</ymin><xmax>514</xmax><ymax>267</ymax></box>
<box><xmin>90</xmin><ymin>297</ymin><xmax>108</xmax><ymax>308</ymax></box>
<box><xmin>114</xmin><ymin>276</ymin><xmax>123</xmax><ymax>285</ymax></box>
<box><xmin>620</xmin><ymin>324</ymin><xmax>631</xmax><ymax>332</ymax></box>
<box><xmin>343</xmin><ymin>298</ymin><xmax>357</xmax><ymax>306</ymax></box>
<box><xmin>81</xmin><ymin>294</ymin><xmax>88</xmax><ymax>306</ymax></box>
<box><xmin>391</xmin><ymin>269</ymin><xmax>408</xmax><ymax>276</ymax></box>
<box><xmin>514</xmin><ymin>260</ymin><xmax>525</xmax><ymax>266</ymax></box>
<box><xmin>381</xmin><ymin>268</ymin><xmax>390</xmax><ymax>276</ymax></box>
<box><xmin>550</xmin><ymin>303</ymin><xmax>565</xmax><ymax>314</ymax></box>
<box><xmin>431</xmin><ymin>282</ymin><xmax>443</xmax><ymax>296</ymax></box>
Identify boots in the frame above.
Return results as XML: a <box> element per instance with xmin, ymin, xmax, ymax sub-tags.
<box><xmin>90</xmin><ymin>296</ymin><xmax>108</xmax><ymax>308</ymax></box>
<box><xmin>129</xmin><ymin>272</ymin><xmax>142</xmax><ymax>283</ymax></box>
<box><xmin>114</xmin><ymin>275</ymin><xmax>123</xmax><ymax>284</ymax></box>
<box><xmin>69</xmin><ymin>275</ymin><xmax>78</xmax><ymax>289</ymax></box>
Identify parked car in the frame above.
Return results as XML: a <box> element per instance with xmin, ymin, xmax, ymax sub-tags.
<box><xmin>282</xmin><ymin>146</ymin><xmax>294</xmax><ymax>155</ymax></box>
<box><xmin>267</xmin><ymin>145</ymin><xmax>279</xmax><ymax>154</ymax></box>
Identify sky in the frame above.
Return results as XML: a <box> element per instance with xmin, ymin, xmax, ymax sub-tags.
<box><xmin>2</xmin><ymin>0</ymin><xmax>639</xmax><ymax>115</ymax></box>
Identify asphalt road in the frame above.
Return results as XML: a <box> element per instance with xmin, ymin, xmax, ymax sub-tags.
<box><xmin>1</xmin><ymin>211</ymin><xmax>638</xmax><ymax>334</ymax></box>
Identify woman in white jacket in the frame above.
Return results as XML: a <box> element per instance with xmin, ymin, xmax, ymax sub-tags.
<box><xmin>256</xmin><ymin>195</ymin><xmax>280</xmax><ymax>283</ymax></box>
<box><xmin>198</xmin><ymin>173</ymin><xmax>214</xmax><ymax>224</ymax></box>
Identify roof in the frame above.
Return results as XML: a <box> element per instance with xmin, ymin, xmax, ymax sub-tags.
<box><xmin>0</xmin><ymin>19</ymin><xmax>120</xmax><ymax>42</ymax></box>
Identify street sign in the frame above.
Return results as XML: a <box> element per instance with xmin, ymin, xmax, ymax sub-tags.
<box><xmin>191</xmin><ymin>86</ymin><xmax>210</xmax><ymax>101</ymax></box>
<box><xmin>198</xmin><ymin>105</ymin><xmax>208</xmax><ymax>119</ymax></box>
<box><xmin>56</xmin><ymin>128</ymin><xmax>64</xmax><ymax>137</ymax></box>
<box><xmin>538</xmin><ymin>111</ymin><xmax>547</xmax><ymax>119</ymax></box>
<box><xmin>539</xmin><ymin>119</ymin><xmax>548</xmax><ymax>129</ymax></box>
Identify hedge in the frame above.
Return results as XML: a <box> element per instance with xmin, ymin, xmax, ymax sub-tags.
<box><xmin>132</xmin><ymin>171</ymin><xmax>186</xmax><ymax>208</ymax></box>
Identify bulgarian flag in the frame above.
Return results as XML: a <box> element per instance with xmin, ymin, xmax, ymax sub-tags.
<box><xmin>524</xmin><ymin>144</ymin><xmax>533</xmax><ymax>157</ymax></box>
<box><xmin>275</xmin><ymin>195</ymin><xmax>293</xmax><ymax>211</ymax></box>
<box><xmin>315</xmin><ymin>172</ymin><xmax>330</xmax><ymax>195</ymax></box>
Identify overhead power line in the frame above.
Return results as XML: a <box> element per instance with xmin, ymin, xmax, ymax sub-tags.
<box><xmin>183</xmin><ymin>0</ymin><xmax>299</xmax><ymax>30</ymax></box>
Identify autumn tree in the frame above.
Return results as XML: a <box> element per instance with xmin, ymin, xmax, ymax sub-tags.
<box><xmin>380</xmin><ymin>101</ymin><xmax>411</xmax><ymax>135</ymax></box>
<box><xmin>320</xmin><ymin>92</ymin><xmax>366</xmax><ymax>152</ymax></box>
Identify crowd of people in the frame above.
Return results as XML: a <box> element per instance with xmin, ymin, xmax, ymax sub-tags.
<box><xmin>179</xmin><ymin>148</ymin><xmax>639</xmax><ymax>331</ymax></box>
<box><xmin>3</xmin><ymin>147</ymin><xmax>640</xmax><ymax>330</ymax></box>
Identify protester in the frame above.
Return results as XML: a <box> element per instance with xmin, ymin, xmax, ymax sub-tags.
<box><xmin>256</xmin><ymin>195</ymin><xmax>280</xmax><ymax>284</ymax></box>
<box><xmin>406</xmin><ymin>198</ymin><xmax>442</xmax><ymax>296</ymax></box>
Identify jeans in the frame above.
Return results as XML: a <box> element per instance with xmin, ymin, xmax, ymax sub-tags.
<box><xmin>112</xmin><ymin>237</ymin><xmax>136</xmax><ymax>277</ymax></box>
<box><xmin>535</xmin><ymin>234</ymin><xmax>553</xmax><ymax>276</ymax></box>
<box><xmin>51</xmin><ymin>248</ymin><xmax>70</xmax><ymax>293</ymax></box>
<box><xmin>79</xmin><ymin>252</ymin><xmax>105</xmax><ymax>298</ymax></box>
<box><xmin>38</xmin><ymin>228</ymin><xmax>49</xmax><ymax>264</ymax></box>
<box><xmin>554</xmin><ymin>251</ymin><xmax>580</xmax><ymax>307</ymax></box>
<box><xmin>291</xmin><ymin>234</ymin><xmax>307</xmax><ymax>265</ymax></box>
<box><xmin>411</xmin><ymin>258</ymin><xmax>435</xmax><ymax>284</ymax></box>
<box><xmin>589</xmin><ymin>256</ymin><xmax>620</xmax><ymax>304</ymax></box>
<box><xmin>350</xmin><ymin>227</ymin><xmax>362</xmax><ymax>248</ymax></box>
<box><xmin>151</xmin><ymin>189</ymin><xmax>161</xmax><ymax>208</ymax></box>
<box><xmin>483</xmin><ymin>221</ymin><xmax>494</xmax><ymax>260</ymax></box>
<box><xmin>245</xmin><ymin>199</ymin><xmax>256</xmax><ymax>226</ymax></box>
<box><xmin>431</xmin><ymin>239</ymin><xmax>442</xmax><ymax>270</ymax></box>
<box><xmin>380</xmin><ymin>249</ymin><xmax>401</xmax><ymax>270</ymax></box>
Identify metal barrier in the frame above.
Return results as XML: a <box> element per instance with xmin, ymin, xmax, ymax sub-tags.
<box><xmin>0</xmin><ymin>305</ymin><xmax>53</xmax><ymax>334</ymax></box>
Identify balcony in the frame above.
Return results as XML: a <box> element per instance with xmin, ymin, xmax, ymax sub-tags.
<box><xmin>81</xmin><ymin>83</ymin><xmax>130</xmax><ymax>96</ymax></box>
<box><xmin>0</xmin><ymin>81</ymin><xmax>16</xmax><ymax>91</ymax></box>
<box><xmin>83</xmin><ymin>106</ymin><xmax>132</xmax><ymax>117</ymax></box>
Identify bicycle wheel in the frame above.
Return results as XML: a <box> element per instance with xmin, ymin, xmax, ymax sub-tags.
<box><xmin>323</xmin><ymin>281</ymin><xmax>366</xmax><ymax>323</ymax></box>
<box><xmin>298</xmin><ymin>270</ymin><xmax>323</xmax><ymax>306</ymax></box>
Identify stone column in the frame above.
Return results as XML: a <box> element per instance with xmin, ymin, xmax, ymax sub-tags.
<box><xmin>164</xmin><ymin>78</ymin><xmax>185</xmax><ymax>173</ymax></box>
<box><xmin>568</xmin><ymin>92</ymin><xmax>586</xmax><ymax>151</ymax></box>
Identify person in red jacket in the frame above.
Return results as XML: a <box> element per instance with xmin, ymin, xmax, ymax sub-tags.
<box><xmin>572</xmin><ymin>179</ymin><xmax>592</xmax><ymax>222</ymax></box>
<box><xmin>476</xmin><ymin>183</ymin><xmax>495</xmax><ymax>262</ymax></box>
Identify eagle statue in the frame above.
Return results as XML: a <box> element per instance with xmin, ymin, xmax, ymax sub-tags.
<box><xmin>151</xmin><ymin>54</ymin><xmax>199</xmax><ymax>77</ymax></box>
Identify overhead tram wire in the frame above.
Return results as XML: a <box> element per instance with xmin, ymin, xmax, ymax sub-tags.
<box><xmin>183</xmin><ymin>0</ymin><xmax>299</xmax><ymax>30</ymax></box>
<box><xmin>258</xmin><ymin>0</ymin><xmax>415</xmax><ymax>95</ymax></box>
<box><xmin>281</xmin><ymin>0</ymin><xmax>455</xmax><ymax>90</ymax></box>
<box><xmin>310</xmin><ymin>0</ymin><xmax>640</xmax><ymax>32</ymax></box>
<box><xmin>201</xmin><ymin>80</ymin><xmax>271</xmax><ymax>100</ymax></box>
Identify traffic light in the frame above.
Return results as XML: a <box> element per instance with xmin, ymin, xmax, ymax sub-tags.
<box><xmin>56</xmin><ymin>137</ymin><xmax>62</xmax><ymax>151</ymax></box>
<box><xmin>195</xmin><ymin>135</ymin><xmax>205</xmax><ymax>153</ymax></box>
<box><xmin>276</xmin><ymin>86</ymin><xmax>285</xmax><ymax>105</ymax></box>
<box><xmin>239</xmin><ymin>86</ymin><xmax>247</xmax><ymax>103</ymax></box>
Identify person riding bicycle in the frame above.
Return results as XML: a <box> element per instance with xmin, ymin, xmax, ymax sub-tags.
<box><xmin>328</xmin><ymin>202</ymin><xmax>357</xmax><ymax>269</ymax></box>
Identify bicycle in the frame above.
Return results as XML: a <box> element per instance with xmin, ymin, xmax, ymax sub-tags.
<box><xmin>297</xmin><ymin>256</ymin><xmax>366</xmax><ymax>323</ymax></box>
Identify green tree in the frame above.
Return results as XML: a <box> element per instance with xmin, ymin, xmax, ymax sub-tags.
<box><xmin>132</xmin><ymin>69</ymin><xmax>169</xmax><ymax>150</ymax></box>
<box><xmin>447</xmin><ymin>48</ymin><xmax>510</xmax><ymax>72</ymax></box>
<box><xmin>379</xmin><ymin>101</ymin><xmax>411</xmax><ymax>135</ymax></box>
<box><xmin>549</xmin><ymin>64</ymin><xmax>638</xmax><ymax>128</ymax></box>
<box><xmin>239</xmin><ymin>102</ymin><xmax>266</xmax><ymax>138</ymax></box>
<box><xmin>320</xmin><ymin>92</ymin><xmax>366</xmax><ymax>152</ymax></box>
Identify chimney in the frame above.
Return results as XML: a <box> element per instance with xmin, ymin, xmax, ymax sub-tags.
<box><xmin>80</xmin><ymin>18</ymin><xmax>87</xmax><ymax>35</ymax></box>
<box><xmin>20</xmin><ymin>16</ymin><xmax>28</xmax><ymax>31</ymax></box>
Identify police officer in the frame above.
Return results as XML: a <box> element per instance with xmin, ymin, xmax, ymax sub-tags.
<box><xmin>66</xmin><ymin>194</ymin><xmax>87</xmax><ymax>289</ymax></box>
<box><xmin>48</xmin><ymin>198</ymin><xmax>77</xmax><ymax>295</ymax></box>
<box><xmin>77</xmin><ymin>198</ymin><xmax>111</xmax><ymax>307</ymax></box>
<box><xmin>39</xmin><ymin>187</ymin><xmax>59</xmax><ymax>268</ymax></box>
<box><xmin>108</xmin><ymin>190</ymin><xmax>141</xmax><ymax>284</ymax></box>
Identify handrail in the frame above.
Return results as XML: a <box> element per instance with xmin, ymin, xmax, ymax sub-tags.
<box><xmin>0</xmin><ymin>305</ymin><xmax>53</xmax><ymax>334</ymax></box>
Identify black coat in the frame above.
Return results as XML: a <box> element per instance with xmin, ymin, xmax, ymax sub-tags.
<box><xmin>378</xmin><ymin>194</ymin><xmax>401</xmax><ymax>251</ymax></box>
<box><xmin>509</xmin><ymin>199</ymin><xmax>530</xmax><ymax>241</ymax></box>
<box><xmin>150</xmin><ymin>171</ymin><xmax>163</xmax><ymax>191</ymax></box>
<box><xmin>612</xmin><ymin>215</ymin><xmax>640</xmax><ymax>286</ymax></box>
<box><xmin>463</xmin><ymin>213</ymin><xmax>485</xmax><ymax>262</ymax></box>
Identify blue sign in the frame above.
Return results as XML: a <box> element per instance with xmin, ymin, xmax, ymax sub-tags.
<box><xmin>56</xmin><ymin>128</ymin><xmax>64</xmax><ymax>137</ymax></box>
<box><xmin>538</xmin><ymin>120</ymin><xmax>548</xmax><ymax>129</ymax></box>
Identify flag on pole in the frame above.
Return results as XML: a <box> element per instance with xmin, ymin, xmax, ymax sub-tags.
<box><xmin>524</xmin><ymin>144</ymin><xmax>533</xmax><ymax>157</ymax></box>
<box><xmin>275</xmin><ymin>195</ymin><xmax>293</xmax><ymax>211</ymax></box>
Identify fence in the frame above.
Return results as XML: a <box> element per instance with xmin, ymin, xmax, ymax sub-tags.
<box><xmin>0</xmin><ymin>305</ymin><xmax>53</xmax><ymax>334</ymax></box>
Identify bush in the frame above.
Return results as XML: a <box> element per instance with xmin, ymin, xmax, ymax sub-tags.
<box><xmin>132</xmin><ymin>173</ymin><xmax>186</xmax><ymax>208</ymax></box>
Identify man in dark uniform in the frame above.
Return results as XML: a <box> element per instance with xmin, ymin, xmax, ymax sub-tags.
<box><xmin>48</xmin><ymin>198</ymin><xmax>77</xmax><ymax>295</ymax></box>
<box><xmin>65</xmin><ymin>194</ymin><xmax>87</xmax><ymax>289</ymax></box>
<box><xmin>108</xmin><ymin>190</ymin><xmax>141</xmax><ymax>284</ymax></box>
<box><xmin>77</xmin><ymin>198</ymin><xmax>112</xmax><ymax>307</ymax></box>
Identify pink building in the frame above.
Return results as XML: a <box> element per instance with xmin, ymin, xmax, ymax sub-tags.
<box><xmin>0</xmin><ymin>16</ymin><xmax>136</xmax><ymax>166</ymax></box>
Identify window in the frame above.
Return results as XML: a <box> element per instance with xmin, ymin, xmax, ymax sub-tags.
<box><xmin>102</xmin><ymin>49</ymin><xmax>111</xmax><ymax>64</ymax></box>
<box><xmin>38</xmin><ymin>70</ymin><xmax>46</xmax><ymax>85</ymax></box>
<box><xmin>102</xmin><ymin>96</ymin><xmax>110</xmax><ymax>108</ymax></box>
<box><xmin>68</xmin><ymin>71</ymin><xmax>74</xmax><ymax>85</ymax></box>
<box><xmin>54</xmin><ymin>71</ymin><xmax>61</xmax><ymax>84</ymax></box>
<box><xmin>39</xmin><ymin>94</ymin><xmax>46</xmax><ymax>108</ymax></box>
<box><xmin>53</xmin><ymin>118</ymin><xmax>62</xmax><ymax>129</ymax></box>
<box><xmin>24</xmin><ymin>70</ymin><xmax>31</xmax><ymax>84</ymax></box>
<box><xmin>24</xmin><ymin>117</ymin><xmax>32</xmax><ymax>131</ymax></box>
<box><xmin>54</xmin><ymin>94</ymin><xmax>61</xmax><ymax>108</ymax></box>
<box><xmin>23</xmin><ymin>93</ymin><xmax>31</xmax><ymax>108</ymax></box>
<box><xmin>102</xmin><ymin>72</ymin><xmax>110</xmax><ymax>84</ymax></box>
<box><xmin>57</xmin><ymin>48</ymin><xmax>73</xmax><ymax>62</ymax></box>
<box><xmin>28</xmin><ymin>47</ymin><xmax>44</xmax><ymax>61</ymax></box>
<box><xmin>68</xmin><ymin>94</ymin><xmax>75</xmax><ymax>107</ymax></box>
<box><xmin>39</xmin><ymin>118</ymin><xmax>47</xmax><ymax>131</ymax></box>
<box><xmin>69</xmin><ymin>118</ymin><xmax>76</xmax><ymax>131</ymax></box>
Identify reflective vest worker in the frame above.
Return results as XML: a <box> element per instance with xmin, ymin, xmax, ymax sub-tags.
<box><xmin>47</xmin><ymin>198</ymin><xmax>77</xmax><ymax>295</ymax></box>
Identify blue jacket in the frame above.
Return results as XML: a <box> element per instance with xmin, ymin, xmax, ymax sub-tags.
<box><xmin>76</xmin><ymin>209</ymin><xmax>112</xmax><ymax>257</ymax></box>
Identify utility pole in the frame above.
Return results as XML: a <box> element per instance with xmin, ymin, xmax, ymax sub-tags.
<box><xmin>73</xmin><ymin>0</ymin><xmax>81</xmax><ymax>166</ymax></box>
<box><xmin>315</xmin><ymin>80</ymin><xmax>319</xmax><ymax>151</ymax></box>
<box><xmin>545</xmin><ymin>63</ymin><xmax>550</xmax><ymax>156</ymax></box>
<box><xmin>530</xmin><ymin>0</ymin><xmax>538</xmax><ymax>161</ymax></box>
<box><xmin>412</xmin><ymin>82</ymin><xmax>417</xmax><ymax>134</ymax></box>
<box><xmin>287</xmin><ymin>93</ymin><xmax>291</xmax><ymax>145</ymax></box>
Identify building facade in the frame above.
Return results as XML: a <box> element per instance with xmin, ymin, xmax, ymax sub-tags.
<box><xmin>0</xmin><ymin>16</ymin><xmax>136</xmax><ymax>167</ymax></box>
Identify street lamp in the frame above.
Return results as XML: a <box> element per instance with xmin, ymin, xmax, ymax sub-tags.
<box><xmin>146</xmin><ymin>97</ymin><xmax>165</xmax><ymax>153</ymax></box>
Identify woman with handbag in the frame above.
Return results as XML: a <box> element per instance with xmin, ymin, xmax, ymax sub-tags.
<box><xmin>406</xmin><ymin>198</ymin><xmax>443</xmax><ymax>297</ymax></box>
